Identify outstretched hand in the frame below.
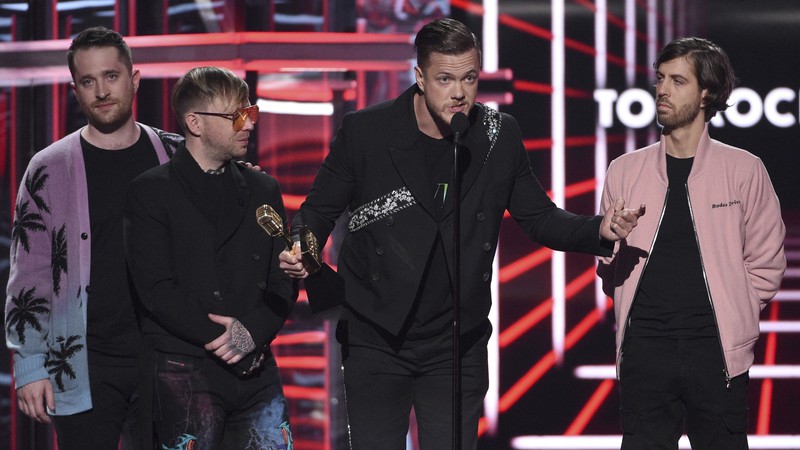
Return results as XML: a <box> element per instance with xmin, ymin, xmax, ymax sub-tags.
<box><xmin>600</xmin><ymin>197</ymin><xmax>646</xmax><ymax>241</ymax></box>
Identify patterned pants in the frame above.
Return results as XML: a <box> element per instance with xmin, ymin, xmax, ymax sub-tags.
<box><xmin>154</xmin><ymin>351</ymin><xmax>292</xmax><ymax>450</ymax></box>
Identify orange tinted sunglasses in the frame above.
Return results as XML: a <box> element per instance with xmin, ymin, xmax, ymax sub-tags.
<box><xmin>194</xmin><ymin>105</ymin><xmax>259</xmax><ymax>131</ymax></box>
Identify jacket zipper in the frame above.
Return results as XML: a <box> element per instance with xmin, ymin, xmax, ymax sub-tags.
<box><xmin>617</xmin><ymin>187</ymin><xmax>670</xmax><ymax>376</ymax></box>
<box><xmin>685</xmin><ymin>183</ymin><xmax>732</xmax><ymax>388</ymax></box>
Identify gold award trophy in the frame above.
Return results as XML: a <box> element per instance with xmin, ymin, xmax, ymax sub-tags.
<box><xmin>256</xmin><ymin>204</ymin><xmax>321</xmax><ymax>275</ymax></box>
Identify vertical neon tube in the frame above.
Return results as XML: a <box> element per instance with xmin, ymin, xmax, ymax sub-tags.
<box><xmin>647</xmin><ymin>0</ymin><xmax>659</xmax><ymax>143</ymax></box>
<box><xmin>594</xmin><ymin>0</ymin><xmax>609</xmax><ymax>313</ymax></box>
<box><xmin>625</xmin><ymin>0</ymin><xmax>637</xmax><ymax>153</ymax></box>
<box><xmin>483</xmin><ymin>0</ymin><xmax>500</xmax><ymax>436</ymax></box>
<box><xmin>551</xmin><ymin>0</ymin><xmax>566</xmax><ymax>364</ymax></box>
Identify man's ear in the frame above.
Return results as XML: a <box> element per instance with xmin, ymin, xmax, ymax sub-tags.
<box><xmin>184</xmin><ymin>113</ymin><xmax>202</xmax><ymax>137</ymax></box>
<box><xmin>700</xmin><ymin>88</ymin><xmax>709</xmax><ymax>108</ymax></box>
<box><xmin>414</xmin><ymin>65</ymin><xmax>424</xmax><ymax>94</ymax></box>
<box><xmin>131</xmin><ymin>69</ymin><xmax>141</xmax><ymax>93</ymax></box>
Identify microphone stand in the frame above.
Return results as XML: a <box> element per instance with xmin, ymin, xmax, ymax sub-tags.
<box><xmin>451</xmin><ymin>128</ymin><xmax>463</xmax><ymax>450</ymax></box>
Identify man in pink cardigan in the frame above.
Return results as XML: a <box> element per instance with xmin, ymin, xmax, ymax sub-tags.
<box><xmin>598</xmin><ymin>37</ymin><xmax>786</xmax><ymax>449</ymax></box>
<box><xmin>5</xmin><ymin>27</ymin><xmax>180</xmax><ymax>449</ymax></box>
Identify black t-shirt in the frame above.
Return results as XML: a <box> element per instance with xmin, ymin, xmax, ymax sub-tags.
<box><xmin>197</xmin><ymin>166</ymin><xmax>232</xmax><ymax>229</ymax></box>
<box><xmin>403</xmin><ymin>131</ymin><xmax>455</xmax><ymax>340</ymax></box>
<box><xmin>628</xmin><ymin>154</ymin><xmax>717</xmax><ymax>338</ymax></box>
<box><xmin>83</xmin><ymin>129</ymin><xmax>160</xmax><ymax>363</ymax></box>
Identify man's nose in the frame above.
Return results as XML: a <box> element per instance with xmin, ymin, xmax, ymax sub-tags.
<box><xmin>95</xmin><ymin>81</ymin><xmax>109</xmax><ymax>99</ymax></box>
<box><xmin>453</xmin><ymin>82</ymin><xmax>465</xmax><ymax>99</ymax></box>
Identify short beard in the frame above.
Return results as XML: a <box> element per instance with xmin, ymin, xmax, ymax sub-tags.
<box><xmin>658</xmin><ymin>98</ymin><xmax>702</xmax><ymax>131</ymax></box>
<box><xmin>87</xmin><ymin>107</ymin><xmax>133</xmax><ymax>135</ymax></box>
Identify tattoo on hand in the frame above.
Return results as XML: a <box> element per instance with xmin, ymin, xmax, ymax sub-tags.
<box><xmin>231</xmin><ymin>320</ymin><xmax>255</xmax><ymax>354</ymax></box>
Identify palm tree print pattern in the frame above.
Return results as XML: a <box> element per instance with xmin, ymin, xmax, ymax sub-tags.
<box><xmin>6</xmin><ymin>287</ymin><xmax>50</xmax><ymax>345</ymax></box>
<box><xmin>25</xmin><ymin>165</ymin><xmax>51</xmax><ymax>214</ymax></box>
<box><xmin>51</xmin><ymin>224</ymin><xmax>68</xmax><ymax>296</ymax></box>
<box><xmin>45</xmin><ymin>335</ymin><xmax>84</xmax><ymax>391</ymax></box>
<box><xmin>11</xmin><ymin>201</ymin><xmax>46</xmax><ymax>254</ymax></box>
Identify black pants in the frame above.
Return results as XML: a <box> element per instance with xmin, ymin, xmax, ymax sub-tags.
<box><xmin>339</xmin><ymin>316</ymin><xmax>490</xmax><ymax>450</ymax></box>
<box><xmin>153</xmin><ymin>352</ymin><xmax>292</xmax><ymax>450</ymax></box>
<box><xmin>619</xmin><ymin>336</ymin><xmax>749</xmax><ymax>450</ymax></box>
<box><xmin>51</xmin><ymin>360</ymin><xmax>138</xmax><ymax>450</ymax></box>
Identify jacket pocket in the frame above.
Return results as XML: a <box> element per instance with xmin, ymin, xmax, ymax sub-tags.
<box><xmin>721</xmin><ymin>409</ymin><xmax>749</xmax><ymax>434</ymax></box>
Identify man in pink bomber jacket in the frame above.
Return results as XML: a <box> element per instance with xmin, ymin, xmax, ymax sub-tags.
<box><xmin>597</xmin><ymin>37</ymin><xmax>786</xmax><ymax>450</ymax></box>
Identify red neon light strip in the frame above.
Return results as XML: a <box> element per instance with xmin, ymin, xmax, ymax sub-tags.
<box><xmin>513</xmin><ymin>80</ymin><xmax>592</xmax><ymax>99</ymax></box>
<box><xmin>283</xmin><ymin>385</ymin><xmax>327</xmax><ymax>401</ymax></box>
<box><xmin>283</xmin><ymin>194</ymin><xmax>304</xmax><ymax>210</ymax></box>
<box><xmin>498</xmin><ymin>247</ymin><xmax>552</xmax><ymax>284</ymax></box>
<box><xmin>126</xmin><ymin>31</ymin><xmax>414</xmax><ymax>47</ymax></box>
<box><xmin>449</xmin><ymin>0</ymin><xmax>484</xmax><ymax>15</ymax></box>
<box><xmin>127</xmin><ymin>0</ymin><xmax>135</xmax><ymax>37</ymax></box>
<box><xmin>272</xmin><ymin>331</ymin><xmax>327</xmax><ymax>346</ymax></box>
<box><xmin>500</xmin><ymin>268</ymin><xmax>596</xmax><ymax>348</ymax></box>
<box><xmin>513</xmin><ymin>80</ymin><xmax>553</xmax><ymax>95</ymax></box>
<box><xmin>499</xmin><ymin>351</ymin><xmax>557</xmax><ymax>412</ymax></box>
<box><xmin>275</xmin><ymin>356</ymin><xmax>327</xmax><ymax>370</ymax></box>
<box><xmin>452</xmin><ymin>0</ymin><xmax>633</xmax><ymax>69</ymax></box>
<box><xmin>560</xmin><ymin>179</ymin><xmax>598</xmax><ymax>199</ymax></box>
<box><xmin>500</xmin><ymin>298</ymin><xmax>551</xmax><ymax>349</ymax></box>
<box><xmin>524</xmin><ymin>133</ymin><xmax>629</xmax><ymax>151</ymax></box>
<box><xmin>525</xmin><ymin>135</ymin><xmax>594</xmax><ymax>150</ymax></box>
<box><xmin>572</xmin><ymin>0</ymin><xmax>598</xmax><ymax>13</ymax></box>
<box><xmin>565</xmin><ymin>379</ymin><xmax>616</xmax><ymax>435</ymax></box>
<box><xmin>757</xmin><ymin>302</ymin><xmax>779</xmax><ymax>434</ymax></box>
<box><xmin>499</xmin><ymin>14</ymin><xmax>552</xmax><ymax>41</ymax></box>
<box><xmin>498</xmin><ymin>300</ymin><xmax>608</xmax><ymax>413</ymax></box>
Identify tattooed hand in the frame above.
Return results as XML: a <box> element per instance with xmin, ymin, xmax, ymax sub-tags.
<box><xmin>205</xmin><ymin>313</ymin><xmax>255</xmax><ymax>364</ymax></box>
<box><xmin>231</xmin><ymin>320</ymin><xmax>256</xmax><ymax>354</ymax></box>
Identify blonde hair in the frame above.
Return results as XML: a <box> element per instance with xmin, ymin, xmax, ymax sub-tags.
<box><xmin>172</xmin><ymin>66</ymin><xmax>249</xmax><ymax>132</ymax></box>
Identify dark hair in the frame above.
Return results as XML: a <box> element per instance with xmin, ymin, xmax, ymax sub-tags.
<box><xmin>172</xmin><ymin>66</ymin><xmax>250</xmax><ymax>132</ymax></box>
<box><xmin>67</xmin><ymin>26</ymin><xmax>132</xmax><ymax>78</ymax></box>
<box><xmin>414</xmin><ymin>18</ymin><xmax>481</xmax><ymax>69</ymax></box>
<box><xmin>654</xmin><ymin>37</ymin><xmax>736</xmax><ymax>121</ymax></box>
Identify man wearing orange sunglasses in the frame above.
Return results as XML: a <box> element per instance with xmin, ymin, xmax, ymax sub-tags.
<box><xmin>123</xmin><ymin>66</ymin><xmax>297</xmax><ymax>450</ymax></box>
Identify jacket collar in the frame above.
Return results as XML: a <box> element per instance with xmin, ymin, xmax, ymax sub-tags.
<box><xmin>656</xmin><ymin>122</ymin><xmax>713</xmax><ymax>184</ymax></box>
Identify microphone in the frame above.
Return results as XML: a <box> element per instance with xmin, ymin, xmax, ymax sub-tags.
<box><xmin>450</xmin><ymin>111</ymin><xmax>469</xmax><ymax>145</ymax></box>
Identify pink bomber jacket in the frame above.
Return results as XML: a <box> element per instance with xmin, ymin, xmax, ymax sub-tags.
<box><xmin>597</xmin><ymin>124</ymin><xmax>786</xmax><ymax>381</ymax></box>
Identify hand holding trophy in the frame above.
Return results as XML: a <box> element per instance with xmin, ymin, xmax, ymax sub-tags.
<box><xmin>256</xmin><ymin>204</ymin><xmax>321</xmax><ymax>275</ymax></box>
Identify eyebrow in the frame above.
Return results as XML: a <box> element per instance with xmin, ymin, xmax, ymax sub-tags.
<box><xmin>435</xmin><ymin>69</ymin><xmax>478</xmax><ymax>77</ymax></box>
<box><xmin>79</xmin><ymin>69</ymin><xmax>120</xmax><ymax>80</ymax></box>
<box><xmin>657</xmin><ymin>71</ymin><xmax>689</xmax><ymax>81</ymax></box>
